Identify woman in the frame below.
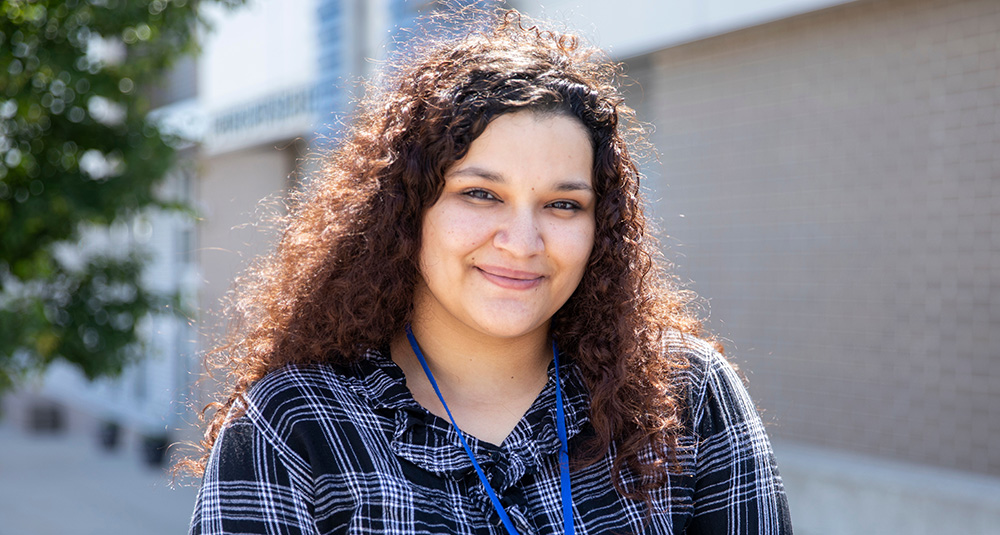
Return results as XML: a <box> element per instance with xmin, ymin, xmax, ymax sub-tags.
<box><xmin>187</xmin><ymin>10</ymin><xmax>792</xmax><ymax>535</ymax></box>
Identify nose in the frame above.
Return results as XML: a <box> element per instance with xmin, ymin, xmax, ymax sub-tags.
<box><xmin>494</xmin><ymin>207</ymin><xmax>544</xmax><ymax>257</ymax></box>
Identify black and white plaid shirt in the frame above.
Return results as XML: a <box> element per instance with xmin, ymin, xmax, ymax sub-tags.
<box><xmin>190</xmin><ymin>335</ymin><xmax>792</xmax><ymax>534</ymax></box>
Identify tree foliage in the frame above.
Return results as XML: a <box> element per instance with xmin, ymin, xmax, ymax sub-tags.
<box><xmin>0</xmin><ymin>0</ymin><xmax>243</xmax><ymax>389</ymax></box>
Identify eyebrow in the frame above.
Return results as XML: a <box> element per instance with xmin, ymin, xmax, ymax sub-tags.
<box><xmin>448</xmin><ymin>165</ymin><xmax>594</xmax><ymax>192</ymax></box>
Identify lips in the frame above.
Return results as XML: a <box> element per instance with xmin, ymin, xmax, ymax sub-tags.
<box><xmin>475</xmin><ymin>265</ymin><xmax>544</xmax><ymax>290</ymax></box>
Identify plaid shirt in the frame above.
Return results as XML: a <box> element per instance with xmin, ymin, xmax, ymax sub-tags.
<box><xmin>190</xmin><ymin>335</ymin><xmax>792</xmax><ymax>534</ymax></box>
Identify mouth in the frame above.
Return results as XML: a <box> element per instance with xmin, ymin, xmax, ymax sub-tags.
<box><xmin>475</xmin><ymin>265</ymin><xmax>544</xmax><ymax>290</ymax></box>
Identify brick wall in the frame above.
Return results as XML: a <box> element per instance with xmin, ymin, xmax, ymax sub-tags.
<box><xmin>624</xmin><ymin>0</ymin><xmax>999</xmax><ymax>475</ymax></box>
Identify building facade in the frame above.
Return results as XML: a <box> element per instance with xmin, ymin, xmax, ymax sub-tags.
<box><xmin>611</xmin><ymin>0</ymin><xmax>1000</xmax><ymax>531</ymax></box>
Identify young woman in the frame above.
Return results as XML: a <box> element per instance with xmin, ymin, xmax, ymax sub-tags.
<box><xmin>187</xmin><ymin>10</ymin><xmax>792</xmax><ymax>535</ymax></box>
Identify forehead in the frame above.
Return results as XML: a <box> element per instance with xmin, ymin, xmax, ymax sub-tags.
<box><xmin>448</xmin><ymin>111</ymin><xmax>595</xmax><ymax>183</ymax></box>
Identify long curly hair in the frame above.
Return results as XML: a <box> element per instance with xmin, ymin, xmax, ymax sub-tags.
<box><xmin>183</xmin><ymin>9</ymin><xmax>711</xmax><ymax>503</ymax></box>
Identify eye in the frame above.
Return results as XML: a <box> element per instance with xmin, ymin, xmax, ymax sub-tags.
<box><xmin>462</xmin><ymin>188</ymin><xmax>499</xmax><ymax>202</ymax></box>
<box><xmin>548</xmin><ymin>200</ymin><xmax>582</xmax><ymax>211</ymax></box>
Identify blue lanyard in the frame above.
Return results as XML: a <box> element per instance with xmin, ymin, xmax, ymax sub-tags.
<box><xmin>405</xmin><ymin>326</ymin><xmax>575</xmax><ymax>535</ymax></box>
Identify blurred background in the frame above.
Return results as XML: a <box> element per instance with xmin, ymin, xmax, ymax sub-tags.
<box><xmin>1</xmin><ymin>0</ymin><xmax>998</xmax><ymax>533</ymax></box>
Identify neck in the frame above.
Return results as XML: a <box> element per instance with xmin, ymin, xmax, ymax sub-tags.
<box><xmin>390</xmin><ymin>312</ymin><xmax>552</xmax><ymax>445</ymax></box>
<box><xmin>393</xmin><ymin>319</ymin><xmax>551</xmax><ymax>399</ymax></box>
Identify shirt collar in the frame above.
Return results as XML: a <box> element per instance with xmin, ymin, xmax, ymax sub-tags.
<box><xmin>348</xmin><ymin>347</ymin><xmax>591</xmax><ymax>489</ymax></box>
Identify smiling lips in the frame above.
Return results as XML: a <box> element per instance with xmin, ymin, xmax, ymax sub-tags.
<box><xmin>475</xmin><ymin>265</ymin><xmax>544</xmax><ymax>290</ymax></box>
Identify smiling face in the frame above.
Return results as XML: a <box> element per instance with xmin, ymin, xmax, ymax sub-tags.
<box><xmin>413</xmin><ymin>110</ymin><xmax>596</xmax><ymax>343</ymax></box>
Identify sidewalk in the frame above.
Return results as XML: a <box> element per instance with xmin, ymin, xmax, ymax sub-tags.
<box><xmin>0</xmin><ymin>422</ymin><xmax>198</xmax><ymax>535</ymax></box>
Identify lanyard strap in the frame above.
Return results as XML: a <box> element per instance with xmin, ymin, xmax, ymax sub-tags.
<box><xmin>405</xmin><ymin>326</ymin><xmax>574</xmax><ymax>535</ymax></box>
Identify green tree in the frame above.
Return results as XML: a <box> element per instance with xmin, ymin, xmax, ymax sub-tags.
<box><xmin>0</xmin><ymin>0</ymin><xmax>243</xmax><ymax>389</ymax></box>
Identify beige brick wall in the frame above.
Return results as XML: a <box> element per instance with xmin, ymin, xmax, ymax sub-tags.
<box><xmin>624</xmin><ymin>0</ymin><xmax>999</xmax><ymax>476</ymax></box>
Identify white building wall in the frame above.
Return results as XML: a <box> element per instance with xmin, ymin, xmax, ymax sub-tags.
<box><xmin>199</xmin><ymin>0</ymin><xmax>320</xmax><ymax>154</ymax></box>
<box><xmin>515</xmin><ymin>0</ymin><xmax>856</xmax><ymax>57</ymax></box>
<box><xmin>200</xmin><ymin>0</ymin><xmax>319</xmax><ymax>108</ymax></box>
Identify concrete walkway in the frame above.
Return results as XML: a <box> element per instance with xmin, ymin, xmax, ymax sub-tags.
<box><xmin>0</xmin><ymin>422</ymin><xmax>199</xmax><ymax>535</ymax></box>
<box><xmin>775</xmin><ymin>440</ymin><xmax>1000</xmax><ymax>535</ymax></box>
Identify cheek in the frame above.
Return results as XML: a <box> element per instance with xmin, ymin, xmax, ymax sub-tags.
<box><xmin>420</xmin><ymin>206</ymin><xmax>494</xmax><ymax>264</ymax></box>
<box><xmin>571</xmin><ymin>238</ymin><xmax>595</xmax><ymax>275</ymax></box>
<box><xmin>551</xmin><ymin>222</ymin><xmax>596</xmax><ymax>276</ymax></box>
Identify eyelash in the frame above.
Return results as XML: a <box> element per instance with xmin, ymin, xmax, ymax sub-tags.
<box><xmin>548</xmin><ymin>200</ymin><xmax>582</xmax><ymax>211</ymax></box>
<box><xmin>461</xmin><ymin>189</ymin><xmax>582</xmax><ymax>211</ymax></box>
<box><xmin>463</xmin><ymin>188</ymin><xmax>497</xmax><ymax>201</ymax></box>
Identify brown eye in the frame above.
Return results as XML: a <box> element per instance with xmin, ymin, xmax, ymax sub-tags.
<box><xmin>548</xmin><ymin>200</ymin><xmax>581</xmax><ymax>211</ymax></box>
<box><xmin>463</xmin><ymin>189</ymin><xmax>499</xmax><ymax>201</ymax></box>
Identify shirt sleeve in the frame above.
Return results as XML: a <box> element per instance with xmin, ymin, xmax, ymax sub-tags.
<box><xmin>685</xmin><ymin>354</ymin><xmax>793</xmax><ymax>535</ymax></box>
<box><xmin>189</xmin><ymin>414</ymin><xmax>318</xmax><ymax>535</ymax></box>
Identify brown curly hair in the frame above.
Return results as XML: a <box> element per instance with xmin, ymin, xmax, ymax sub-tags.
<box><xmin>184</xmin><ymin>9</ymin><xmax>711</xmax><ymax>503</ymax></box>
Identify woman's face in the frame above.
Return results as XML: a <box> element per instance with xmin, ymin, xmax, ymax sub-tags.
<box><xmin>414</xmin><ymin>110</ymin><xmax>596</xmax><ymax>342</ymax></box>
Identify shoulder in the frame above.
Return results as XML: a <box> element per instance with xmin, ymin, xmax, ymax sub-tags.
<box><xmin>245</xmin><ymin>362</ymin><xmax>356</xmax><ymax>409</ymax></box>
<box><xmin>662</xmin><ymin>332</ymin><xmax>731</xmax><ymax>401</ymax></box>
<box><xmin>236</xmin><ymin>361</ymin><xmax>372</xmax><ymax>445</ymax></box>
<box><xmin>661</xmin><ymin>332</ymin><xmax>756</xmax><ymax>431</ymax></box>
<box><xmin>661</xmin><ymin>341</ymin><xmax>792</xmax><ymax>531</ymax></box>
